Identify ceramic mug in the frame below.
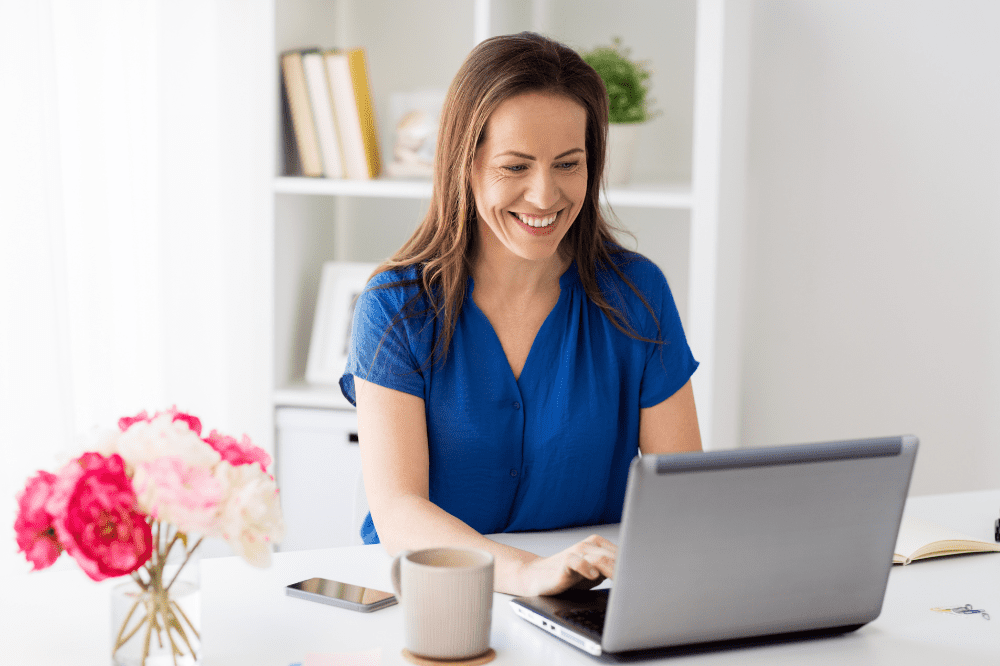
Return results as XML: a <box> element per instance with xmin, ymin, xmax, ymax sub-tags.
<box><xmin>390</xmin><ymin>547</ymin><xmax>494</xmax><ymax>660</ymax></box>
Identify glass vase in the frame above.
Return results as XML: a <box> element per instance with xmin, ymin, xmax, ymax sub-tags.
<box><xmin>111</xmin><ymin>576</ymin><xmax>200</xmax><ymax>666</ymax></box>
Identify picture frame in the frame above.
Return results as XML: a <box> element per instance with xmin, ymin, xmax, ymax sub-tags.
<box><xmin>305</xmin><ymin>261</ymin><xmax>378</xmax><ymax>386</ymax></box>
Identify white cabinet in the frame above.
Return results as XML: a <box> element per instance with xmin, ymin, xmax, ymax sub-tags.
<box><xmin>269</xmin><ymin>0</ymin><xmax>747</xmax><ymax>546</ymax></box>
<box><xmin>275</xmin><ymin>407</ymin><xmax>364</xmax><ymax>550</ymax></box>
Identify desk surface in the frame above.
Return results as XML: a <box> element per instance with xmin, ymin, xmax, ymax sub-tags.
<box><xmin>4</xmin><ymin>490</ymin><xmax>998</xmax><ymax>665</ymax></box>
<box><xmin>203</xmin><ymin>490</ymin><xmax>1000</xmax><ymax>666</ymax></box>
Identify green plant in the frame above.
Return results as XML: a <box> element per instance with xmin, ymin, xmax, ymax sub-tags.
<box><xmin>581</xmin><ymin>37</ymin><xmax>658</xmax><ymax>124</ymax></box>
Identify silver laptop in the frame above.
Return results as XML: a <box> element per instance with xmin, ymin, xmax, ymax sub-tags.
<box><xmin>510</xmin><ymin>435</ymin><xmax>918</xmax><ymax>657</ymax></box>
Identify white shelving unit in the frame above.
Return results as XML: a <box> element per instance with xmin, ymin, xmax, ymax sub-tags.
<box><xmin>270</xmin><ymin>0</ymin><xmax>748</xmax><ymax>547</ymax></box>
<box><xmin>272</xmin><ymin>0</ymin><xmax>747</xmax><ymax>447</ymax></box>
<box><xmin>269</xmin><ymin>0</ymin><xmax>748</xmax><ymax>548</ymax></box>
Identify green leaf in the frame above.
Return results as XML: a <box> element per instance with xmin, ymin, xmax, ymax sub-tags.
<box><xmin>580</xmin><ymin>37</ymin><xmax>659</xmax><ymax>124</ymax></box>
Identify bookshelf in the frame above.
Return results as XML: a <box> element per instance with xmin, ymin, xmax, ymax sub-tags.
<box><xmin>272</xmin><ymin>0</ymin><xmax>747</xmax><ymax>445</ymax></box>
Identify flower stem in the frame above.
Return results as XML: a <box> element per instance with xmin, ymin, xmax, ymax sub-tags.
<box><xmin>172</xmin><ymin>598</ymin><xmax>201</xmax><ymax>641</ymax></box>
<box><xmin>142</xmin><ymin>605</ymin><xmax>154</xmax><ymax>665</ymax></box>
<box><xmin>166</xmin><ymin>536</ymin><xmax>203</xmax><ymax>593</ymax></box>
<box><xmin>131</xmin><ymin>569</ymin><xmax>149</xmax><ymax>592</ymax></box>
<box><xmin>113</xmin><ymin>596</ymin><xmax>148</xmax><ymax>654</ymax></box>
<box><xmin>164</xmin><ymin>620</ymin><xmax>181</xmax><ymax>666</ymax></box>
<box><xmin>116</xmin><ymin>521</ymin><xmax>201</xmax><ymax>664</ymax></box>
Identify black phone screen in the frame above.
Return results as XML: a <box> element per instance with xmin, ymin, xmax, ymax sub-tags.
<box><xmin>286</xmin><ymin>577</ymin><xmax>396</xmax><ymax>612</ymax></box>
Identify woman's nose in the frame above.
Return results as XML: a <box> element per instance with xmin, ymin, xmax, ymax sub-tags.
<box><xmin>524</xmin><ymin>169</ymin><xmax>559</xmax><ymax>210</ymax></box>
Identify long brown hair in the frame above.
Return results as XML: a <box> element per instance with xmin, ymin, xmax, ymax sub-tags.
<box><xmin>374</xmin><ymin>31</ymin><xmax>658</xmax><ymax>366</ymax></box>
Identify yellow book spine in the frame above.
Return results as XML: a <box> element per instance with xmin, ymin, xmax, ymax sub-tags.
<box><xmin>346</xmin><ymin>48</ymin><xmax>381</xmax><ymax>179</ymax></box>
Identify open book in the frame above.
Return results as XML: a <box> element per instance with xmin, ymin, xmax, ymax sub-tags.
<box><xmin>893</xmin><ymin>515</ymin><xmax>1000</xmax><ymax>565</ymax></box>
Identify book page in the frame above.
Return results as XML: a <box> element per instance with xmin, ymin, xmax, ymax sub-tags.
<box><xmin>894</xmin><ymin>515</ymin><xmax>1000</xmax><ymax>564</ymax></box>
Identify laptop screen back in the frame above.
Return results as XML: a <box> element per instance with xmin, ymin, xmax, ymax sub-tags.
<box><xmin>602</xmin><ymin>436</ymin><xmax>918</xmax><ymax>653</ymax></box>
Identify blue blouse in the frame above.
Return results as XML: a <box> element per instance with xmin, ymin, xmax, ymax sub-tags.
<box><xmin>339</xmin><ymin>250</ymin><xmax>698</xmax><ymax>544</ymax></box>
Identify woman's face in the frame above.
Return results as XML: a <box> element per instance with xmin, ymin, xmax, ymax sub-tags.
<box><xmin>471</xmin><ymin>91</ymin><xmax>588</xmax><ymax>265</ymax></box>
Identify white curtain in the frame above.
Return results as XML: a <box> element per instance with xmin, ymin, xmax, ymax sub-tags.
<box><xmin>1</xmin><ymin>0</ymin><xmax>272</xmax><ymax>573</ymax></box>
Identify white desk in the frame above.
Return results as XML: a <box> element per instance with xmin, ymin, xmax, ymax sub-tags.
<box><xmin>4</xmin><ymin>490</ymin><xmax>998</xmax><ymax>665</ymax></box>
<box><xmin>200</xmin><ymin>490</ymin><xmax>1000</xmax><ymax>665</ymax></box>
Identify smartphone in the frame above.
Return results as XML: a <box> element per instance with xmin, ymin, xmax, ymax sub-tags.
<box><xmin>285</xmin><ymin>577</ymin><xmax>397</xmax><ymax>612</ymax></box>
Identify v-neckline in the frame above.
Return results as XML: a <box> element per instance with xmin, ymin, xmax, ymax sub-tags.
<box><xmin>467</xmin><ymin>268</ymin><xmax>571</xmax><ymax>384</ymax></box>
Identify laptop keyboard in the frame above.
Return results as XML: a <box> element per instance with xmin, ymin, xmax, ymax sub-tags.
<box><xmin>556</xmin><ymin>607</ymin><xmax>607</xmax><ymax>634</ymax></box>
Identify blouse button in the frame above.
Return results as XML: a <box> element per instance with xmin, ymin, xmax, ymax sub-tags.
<box><xmin>510</xmin><ymin>469</ymin><xmax>519</xmax><ymax>477</ymax></box>
<box><xmin>512</xmin><ymin>401</ymin><xmax>521</xmax><ymax>410</ymax></box>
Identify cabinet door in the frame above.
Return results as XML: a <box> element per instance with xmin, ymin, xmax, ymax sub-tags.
<box><xmin>275</xmin><ymin>407</ymin><xmax>362</xmax><ymax>550</ymax></box>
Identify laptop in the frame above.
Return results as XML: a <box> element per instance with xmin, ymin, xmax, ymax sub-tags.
<box><xmin>510</xmin><ymin>435</ymin><xmax>918</xmax><ymax>657</ymax></box>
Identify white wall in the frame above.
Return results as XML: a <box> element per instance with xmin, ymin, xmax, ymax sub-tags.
<box><xmin>741</xmin><ymin>0</ymin><xmax>1000</xmax><ymax>495</ymax></box>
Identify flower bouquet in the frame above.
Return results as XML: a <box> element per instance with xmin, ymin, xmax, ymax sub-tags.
<box><xmin>13</xmin><ymin>407</ymin><xmax>285</xmax><ymax>666</ymax></box>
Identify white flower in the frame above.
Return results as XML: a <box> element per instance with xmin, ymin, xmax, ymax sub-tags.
<box><xmin>132</xmin><ymin>457</ymin><xmax>225</xmax><ymax>535</ymax></box>
<box><xmin>211</xmin><ymin>461</ymin><xmax>285</xmax><ymax>567</ymax></box>
<box><xmin>110</xmin><ymin>413</ymin><xmax>221</xmax><ymax>473</ymax></box>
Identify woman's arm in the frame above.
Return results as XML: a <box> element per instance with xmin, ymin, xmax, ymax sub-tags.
<box><xmin>638</xmin><ymin>379</ymin><xmax>702</xmax><ymax>455</ymax></box>
<box><xmin>355</xmin><ymin>376</ymin><xmax>616</xmax><ymax>596</ymax></box>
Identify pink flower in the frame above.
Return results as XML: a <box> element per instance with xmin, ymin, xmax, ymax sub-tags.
<box><xmin>162</xmin><ymin>406</ymin><xmax>202</xmax><ymax>436</ymax></box>
<box><xmin>119</xmin><ymin>406</ymin><xmax>202</xmax><ymax>436</ymax></box>
<box><xmin>203</xmin><ymin>430</ymin><xmax>272</xmax><ymax>472</ymax></box>
<box><xmin>133</xmin><ymin>457</ymin><xmax>224</xmax><ymax>534</ymax></box>
<box><xmin>118</xmin><ymin>410</ymin><xmax>152</xmax><ymax>432</ymax></box>
<box><xmin>14</xmin><ymin>470</ymin><xmax>64</xmax><ymax>570</ymax></box>
<box><xmin>46</xmin><ymin>453</ymin><xmax>153</xmax><ymax>581</ymax></box>
<box><xmin>110</xmin><ymin>413</ymin><xmax>220</xmax><ymax>473</ymax></box>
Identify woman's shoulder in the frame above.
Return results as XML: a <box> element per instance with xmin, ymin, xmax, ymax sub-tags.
<box><xmin>366</xmin><ymin>264</ymin><xmax>419</xmax><ymax>288</ymax></box>
<box><xmin>356</xmin><ymin>264</ymin><xmax>432</xmax><ymax>319</ymax></box>
<box><xmin>600</xmin><ymin>245</ymin><xmax>669</xmax><ymax>296</ymax></box>
<box><xmin>590</xmin><ymin>245</ymin><xmax>679</xmax><ymax>338</ymax></box>
<box><xmin>363</xmin><ymin>264</ymin><xmax>423</xmax><ymax>298</ymax></box>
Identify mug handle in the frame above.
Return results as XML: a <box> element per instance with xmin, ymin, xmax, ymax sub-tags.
<box><xmin>390</xmin><ymin>550</ymin><xmax>411</xmax><ymax>600</ymax></box>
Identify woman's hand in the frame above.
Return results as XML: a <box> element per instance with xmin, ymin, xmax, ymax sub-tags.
<box><xmin>513</xmin><ymin>534</ymin><xmax>618</xmax><ymax>597</ymax></box>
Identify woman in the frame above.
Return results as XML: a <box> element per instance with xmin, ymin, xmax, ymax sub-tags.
<box><xmin>339</xmin><ymin>32</ymin><xmax>701</xmax><ymax>597</ymax></box>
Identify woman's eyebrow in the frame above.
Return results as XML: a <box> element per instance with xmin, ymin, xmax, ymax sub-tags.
<box><xmin>496</xmin><ymin>148</ymin><xmax>585</xmax><ymax>160</ymax></box>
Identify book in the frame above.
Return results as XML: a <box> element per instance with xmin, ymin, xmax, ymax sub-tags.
<box><xmin>324</xmin><ymin>48</ymin><xmax>381</xmax><ymax>179</ymax></box>
<box><xmin>280</xmin><ymin>50</ymin><xmax>323</xmax><ymax>177</ymax></box>
<box><xmin>893</xmin><ymin>515</ymin><xmax>1000</xmax><ymax>565</ymax></box>
<box><xmin>301</xmin><ymin>50</ymin><xmax>344</xmax><ymax>178</ymax></box>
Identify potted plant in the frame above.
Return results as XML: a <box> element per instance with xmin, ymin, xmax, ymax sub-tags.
<box><xmin>581</xmin><ymin>37</ymin><xmax>659</xmax><ymax>186</ymax></box>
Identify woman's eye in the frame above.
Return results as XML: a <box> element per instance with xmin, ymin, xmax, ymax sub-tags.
<box><xmin>557</xmin><ymin>161</ymin><xmax>580</xmax><ymax>170</ymax></box>
<box><xmin>502</xmin><ymin>165</ymin><xmax>527</xmax><ymax>173</ymax></box>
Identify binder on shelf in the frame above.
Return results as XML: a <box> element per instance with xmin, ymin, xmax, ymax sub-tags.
<box><xmin>280</xmin><ymin>50</ymin><xmax>323</xmax><ymax>178</ymax></box>
<box><xmin>324</xmin><ymin>48</ymin><xmax>381</xmax><ymax>179</ymax></box>
<box><xmin>301</xmin><ymin>50</ymin><xmax>344</xmax><ymax>178</ymax></box>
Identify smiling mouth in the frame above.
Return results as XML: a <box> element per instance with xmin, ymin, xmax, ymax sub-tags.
<box><xmin>511</xmin><ymin>211</ymin><xmax>558</xmax><ymax>228</ymax></box>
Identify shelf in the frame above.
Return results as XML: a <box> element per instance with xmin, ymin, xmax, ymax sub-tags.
<box><xmin>603</xmin><ymin>182</ymin><xmax>693</xmax><ymax>209</ymax></box>
<box><xmin>274</xmin><ymin>381</ymin><xmax>356</xmax><ymax>411</ymax></box>
<box><xmin>274</xmin><ymin>176</ymin><xmax>693</xmax><ymax>209</ymax></box>
<box><xmin>275</xmin><ymin>176</ymin><xmax>432</xmax><ymax>199</ymax></box>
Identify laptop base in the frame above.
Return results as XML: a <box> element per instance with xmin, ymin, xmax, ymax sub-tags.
<box><xmin>511</xmin><ymin>591</ymin><xmax>865</xmax><ymax>661</ymax></box>
<box><xmin>593</xmin><ymin>624</ymin><xmax>865</xmax><ymax>663</ymax></box>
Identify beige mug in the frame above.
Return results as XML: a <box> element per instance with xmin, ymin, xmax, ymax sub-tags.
<box><xmin>390</xmin><ymin>547</ymin><xmax>494</xmax><ymax>660</ymax></box>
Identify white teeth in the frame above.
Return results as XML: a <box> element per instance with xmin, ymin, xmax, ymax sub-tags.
<box><xmin>515</xmin><ymin>212</ymin><xmax>557</xmax><ymax>228</ymax></box>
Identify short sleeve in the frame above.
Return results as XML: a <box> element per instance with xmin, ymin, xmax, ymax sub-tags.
<box><xmin>612</xmin><ymin>255</ymin><xmax>699</xmax><ymax>409</ymax></box>
<box><xmin>339</xmin><ymin>270</ymin><xmax>429</xmax><ymax>406</ymax></box>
